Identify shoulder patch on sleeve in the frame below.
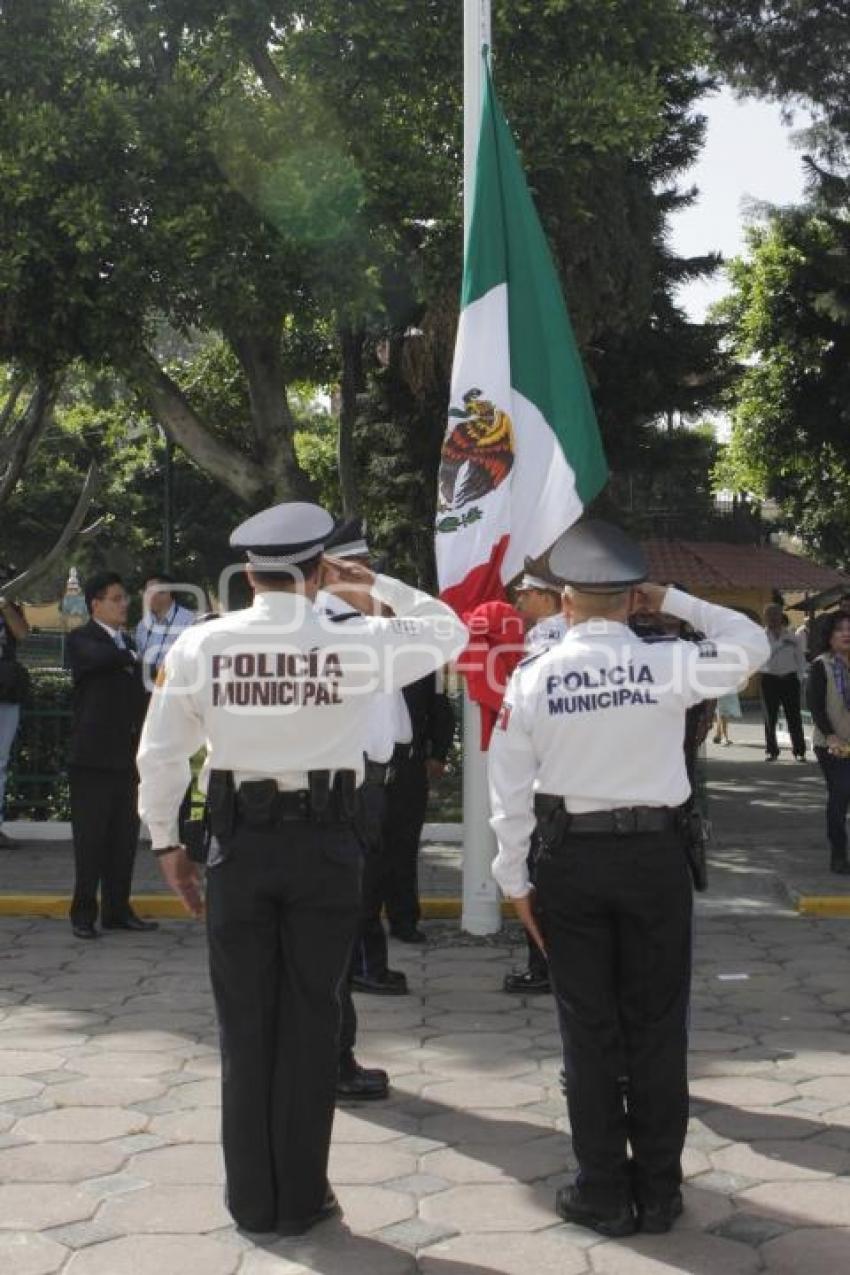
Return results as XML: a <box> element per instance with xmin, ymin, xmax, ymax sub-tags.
<box><xmin>496</xmin><ymin>701</ymin><xmax>512</xmax><ymax>731</ymax></box>
<box><xmin>518</xmin><ymin>648</ymin><xmax>547</xmax><ymax>668</ymax></box>
<box><xmin>698</xmin><ymin>640</ymin><xmax>718</xmax><ymax>659</ymax></box>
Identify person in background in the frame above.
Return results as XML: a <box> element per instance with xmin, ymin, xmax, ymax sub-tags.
<box><xmin>136</xmin><ymin>573</ymin><xmax>194</xmax><ymax>690</ymax></box>
<box><xmin>66</xmin><ymin>572</ymin><xmax>155</xmax><ymax>938</ymax></box>
<box><xmin>713</xmin><ymin>691</ymin><xmax>742</xmax><ymax>746</ymax></box>
<box><xmin>501</xmin><ymin>564</ymin><xmax>568</xmax><ymax>996</ymax></box>
<box><xmin>807</xmin><ymin>611</ymin><xmax>850</xmax><ymax>874</ymax></box>
<box><xmin>0</xmin><ymin>573</ymin><xmax>31</xmax><ymax>847</ymax></box>
<box><xmin>760</xmin><ymin>604</ymin><xmax>807</xmax><ymax>762</ymax></box>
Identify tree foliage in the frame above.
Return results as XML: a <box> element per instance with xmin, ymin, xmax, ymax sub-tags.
<box><xmin>717</xmin><ymin>204</ymin><xmax>850</xmax><ymax>564</ymax></box>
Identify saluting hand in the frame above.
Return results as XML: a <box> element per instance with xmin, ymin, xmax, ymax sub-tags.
<box><xmin>512</xmin><ymin>892</ymin><xmax>546</xmax><ymax>957</ymax></box>
<box><xmin>631</xmin><ymin>582</ymin><xmax>668</xmax><ymax>614</ymax></box>
<box><xmin>320</xmin><ymin>555</ymin><xmax>379</xmax><ymax>614</ymax></box>
<box><xmin>157</xmin><ymin>848</ymin><xmax>205</xmax><ymax>919</ymax></box>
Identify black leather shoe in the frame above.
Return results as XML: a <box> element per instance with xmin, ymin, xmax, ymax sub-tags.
<box><xmin>337</xmin><ymin>1062</ymin><xmax>390</xmax><ymax>1101</ymax></box>
<box><xmin>350</xmin><ymin>970</ymin><xmax>409</xmax><ymax>995</ymax></box>
<box><xmin>390</xmin><ymin>926</ymin><xmax>427</xmax><ymax>944</ymax></box>
<box><xmin>765</xmin><ymin>753</ymin><xmax>779</xmax><ymax>762</ymax></box>
<box><xmin>101</xmin><ymin>915</ymin><xmax>160</xmax><ymax>932</ymax></box>
<box><xmin>503</xmin><ymin>969</ymin><xmax>551</xmax><ymax>995</ymax></box>
<box><xmin>71</xmin><ymin>923</ymin><xmax>99</xmax><ymax>940</ymax></box>
<box><xmin>555</xmin><ymin>1185</ymin><xmax>636</xmax><ymax>1238</ymax></box>
<box><xmin>637</xmin><ymin>1192</ymin><xmax>684</xmax><ymax>1234</ymax></box>
<box><xmin>276</xmin><ymin>1190</ymin><xmax>341</xmax><ymax>1237</ymax></box>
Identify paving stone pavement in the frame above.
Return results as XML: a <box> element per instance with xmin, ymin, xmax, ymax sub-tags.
<box><xmin>0</xmin><ymin>893</ymin><xmax>849</xmax><ymax>1274</ymax></box>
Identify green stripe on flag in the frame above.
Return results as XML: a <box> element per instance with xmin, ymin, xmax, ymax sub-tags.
<box><xmin>462</xmin><ymin>63</ymin><xmax>608</xmax><ymax>507</ymax></box>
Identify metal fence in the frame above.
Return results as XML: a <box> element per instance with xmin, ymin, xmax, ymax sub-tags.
<box><xmin>6</xmin><ymin>670</ymin><xmax>72</xmax><ymax>821</ymax></box>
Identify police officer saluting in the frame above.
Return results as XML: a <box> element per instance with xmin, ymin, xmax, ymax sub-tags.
<box><xmin>488</xmin><ymin>520</ymin><xmax>767</xmax><ymax>1238</ymax></box>
<box><xmin>137</xmin><ymin>502</ymin><xmax>467</xmax><ymax>1236</ymax></box>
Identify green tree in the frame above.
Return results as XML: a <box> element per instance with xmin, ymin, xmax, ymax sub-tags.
<box><xmin>717</xmin><ymin>206</ymin><xmax>850</xmax><ymax>564</ymax></box>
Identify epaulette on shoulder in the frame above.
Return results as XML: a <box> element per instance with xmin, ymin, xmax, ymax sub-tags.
<box><xmin>328</xmin><ymin>610</ymin><xmax>361</xmax><ymax>624</ymax></box>
<box><xmin>697</xmin><ymin>639</ymin><xmax>718</xmax><ymax>658</ymax></box>
<box><xmin>192</xmin><ymin>612</ymin><xmax>222</xmax><ymax>626</ymax></box>
<box><xmin>518</xmin><ymin>647</ymin><xmax>547</xmax><ymax>669</ymax></box>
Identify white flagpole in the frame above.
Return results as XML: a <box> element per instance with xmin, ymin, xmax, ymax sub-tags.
<box><xmin>461</xmin><ymin>0</ymin><xmax>500</xmax><ymax>936</ymax></box>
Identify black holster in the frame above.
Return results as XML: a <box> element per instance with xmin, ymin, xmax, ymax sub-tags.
<box><xmin>207</xmin><ymin>769</ymin><xmax>237</xmax><ymax>839</ymax></box>
<box><xmin>677</xmin><ymin>805</ymin><xmax>709</xmax><ymax>892</ymax></box>
<box><xmin>533</xmin><ymin>793</ymin><xmax>572</xmax><ymax>854</ymax></box>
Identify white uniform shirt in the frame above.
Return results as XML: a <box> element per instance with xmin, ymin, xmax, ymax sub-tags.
<box><xmin>489</xmin><ymin>588</ymin><xmax>769</xmax><ymax>898</ymax></box>
<box><xmin>138</xmin><ymin>575</ymin><xmax>467</xmax><ymax>848</ymax></box>
<box><xmin>762</xmin><ymin>628</ymin><xmax>806</xmax><ymax>679</ymax></box>
<box><xmin>314</xmin><ymin>588</ymin><xmax>398</xmax><ymax>765</ymax></box>
<box><xmin>526</xmin><ymin>613</ymin><xmax>569</xmax><ymax>652</ymax></box>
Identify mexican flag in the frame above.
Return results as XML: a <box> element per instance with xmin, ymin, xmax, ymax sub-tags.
<box><xmin>436</xmin><ymin>63</ymin><xmax>608</xmax><ymax>614</ymax></box>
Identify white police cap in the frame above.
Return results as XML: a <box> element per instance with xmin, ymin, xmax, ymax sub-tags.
<box><xmin>548</xmin><ymin>519</ymin><xmax>647</xmax><ymax>593</ymax></box>
<box><xmin>230</xmin><ymin>501</ymin><xmax>335</xmax><ymax>568</ymax></box>
<box><xmin>325</xmin><ymin>516</ymin><xmax>370</xmax><ymax>560</ymax></box>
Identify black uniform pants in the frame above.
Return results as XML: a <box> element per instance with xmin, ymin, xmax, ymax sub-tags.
<box><xmin>538</xmin><ymin>830</ymin><xmax>692</xmax><ymax>1210</ymax></box>
<box><xmin>352</xmin><ymin>781</ymin><xmax>392</xmax><ymax>978</ymax></box>
<box><xmin>204</xmin><ymin>819</ymin><xmax>362</xmax><ymax>1231</ymax></box>
<box><xmin>761</xmin><ymin>672</ymin><xmax>806</xmax><ymax>758</ymax></box>
<box><xmin>383</xmin><ymin>755</ymin><xmax>429</xmax><ymax>932</ymax></box>
<box><xmin>69</xmin><ymin>765</ymin><xmax>139</xmax><ymax>927</ymax></box>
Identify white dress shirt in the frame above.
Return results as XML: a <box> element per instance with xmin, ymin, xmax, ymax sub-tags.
<box><xmin>761</xmin><ymin>628</ymin><xmax>806</xmax><ymax>679</ymax></box>
<box><xmin>138</xmin><ymin>575</ymin><xmax>467</xmax><ymax>848</ymax></box>
<box><xmin>488</xmin><ymin>588</ymin><xmax>769</xmax><ymax>898</ymax></box>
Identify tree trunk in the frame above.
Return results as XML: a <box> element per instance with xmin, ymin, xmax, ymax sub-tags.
<box><xmin>229</xmin><ymin>330</ymin><xmax>315</xmax><ymax>501</ymax></box>
<box><xmin>338</xmin><ymin>325</ymin><xmax>365</xmax><ymax>516</ymax></box>
<box><xmin>3</xmin><ymin>463</ymin><xmax>100</xmax><ymax>599</ymax></box>
<box><xmin>0</xmin><ymin>374</ymin><xmax>59</xmax><ymax>506</ymax></box>
<box><xmin>130</xmin><ymin>351</ymin><xmax>267</xmax><ymax>503</ymax></box>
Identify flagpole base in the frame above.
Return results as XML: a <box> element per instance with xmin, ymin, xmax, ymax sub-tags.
<box><xmin>461</xmin><ymin>691</ymin><xmax>501</xmax><ymax>936</ymax></box>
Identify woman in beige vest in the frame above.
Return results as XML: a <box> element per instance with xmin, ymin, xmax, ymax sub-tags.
<box><xmin>808</xmin><ymin>612</ymin><xmax>850</xmax><ymax>873</ymax></box>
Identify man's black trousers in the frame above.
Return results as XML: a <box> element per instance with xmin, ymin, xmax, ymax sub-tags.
<box><xmin>69</xmin><ymin>765</ymin><xmax>139</xmax><ymax>927</ymax></box>
<box><xmin>538</xmin><ymin>829</ymin><xmax>693</xmax><ymax>1210</ymax></box>
<box><xmin>204</xmin><ymin>820</ymin><xmax>361</xmax><ymax>1231</ymax></box>
<box><xmin>383</xmin><ymin>755</ymin><xmax>429</xmax><ymax>932</ymax></box>
<box><xmin>761</xmin><ymin>672</ymin><xmax>806</xmax><ymax>757</ymax></box>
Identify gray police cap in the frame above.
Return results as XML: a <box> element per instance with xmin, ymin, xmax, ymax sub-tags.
<box><xmin>325</xmin><ymin>516</ymin><xmax>370</xmax><ymax>560</ymax></box>
<box><xmin>548</xmin><ymin>519</ymin><xmax>647</xmax><ymax>593</ymax></box>
<box><xmin>230</xmin><ymin>501</ymin><xmax>335</xmax><ymax>568</ymax></box>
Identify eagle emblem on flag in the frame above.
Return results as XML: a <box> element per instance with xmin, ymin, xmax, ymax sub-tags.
<box><xmin>438</xmin><ymin>388</ymin><xmax>515</xmax><ymax>512</ymax></box>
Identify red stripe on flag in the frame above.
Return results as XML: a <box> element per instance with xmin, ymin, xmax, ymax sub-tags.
<box><xmin>439</xmin><ymin>535</ymin><xmax>510</xmax><ymax>616</ymax></box>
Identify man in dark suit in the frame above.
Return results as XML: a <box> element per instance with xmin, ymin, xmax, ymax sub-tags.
<box><xmin>381</xmin><ymin>672</ymin><xmax>455</xmax><ymax>943</ymax></box>
<box><xmin>67</xmin><ymin>571</ymin><xmax>157</xmax><ymax>939</ymax></box>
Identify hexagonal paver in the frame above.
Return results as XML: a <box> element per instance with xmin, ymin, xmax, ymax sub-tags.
<box><xmin>420</xmin><ymin>1079</ymin><xmax>546</xmax><ymax>1109</ymax></box>
<box><xmin>419</xmin><ymin>1107</ymin><xmax>553</xmax><ymax>1146</ymax></box>
<box><xmin>334</xmin><ymin>1185</ymin><xmax>415</xmax><ymax>1232</ymax></box>
<box><xmin>0</xmin><ymin>1077</ymin><xmax>43</xmax><ymax>1103</ymax></box>
<box><xmin>0</xmin><ymin>1053</ymin><xmax>64</xmax><ymax>1076</ymax></box>
<box><xmin>0</xmin><ymin>1185</ymin><xmax>97</xmax><ymax>1230</ymax></box>
<box><xmin>97</xmin><ymin>1184</ymin><xmax>231</xmax><ymax>1233</ymax></box>
<box><xmin>688</xmin><ymin>1077</ymin><xmax>797</xmax><ymax>1107</ymax></box>
<box><xmin>49</xmin><ymin>1079</ymin><xmax>167</xmax><ymax>1108</ymax></box>
<box><xmin>331</xmin><ymin>1110</ymin><xmax>408</xmax><ymax>1145</ymax></box>
<box><xmin>698</xmin><ymin>1107</ymin><xmax>821</xmax><ymax>1142</ymax></box>
<box><xmin>421</xmin><ymin>1183</ymin><xmax>554</xmax><ymax>1233</ymax></box>
<box><xmin>710</xmin><ymin>1139</ymin><xmax>848</xmax><ymax>1181</ymax></box>
<box><xmin>240</xmin><ymin>1232</ymin><xmax>415</xmax><ymax>1275</ymax></box>
<box><xmin>148</xmin><ymin>1108</ymin><xmax>220</xmax><ymax>1143</ymax></box>
<box><xmin>128</xmin><ymin>1144</ymin><xmax>224</xmax><ymax>1186</ymax></box>
<box><xmin>0</xmin><ymin>1142</ymin><xmax>129</xmax><ymax>1184</ymax></box>
<box><xmin>798</xmin><ymin>1075</ymin><xmax>850</xmax><ymax>1104</ymax></box>
<box><xmin>738</xmin><ymin>1180</ymin><xmax>850</xmax><ymax>1226</ymax></box>
<box><xmin>422</xmin><ymin>1135</ymin><xmax>569</xmax><ymax>1185</ymax></box>
<box><xmin>0</xmin><ymin>1232</ymin><xmax>67</xmax><ymax>1275</ymax></box>
<box><xmin>589</xmin><ymin>1233</ymin><xmax>760</xmax><ymax>1273</ymax></box>
<box><xmin>13</xmin><ymin>1107</ymin><xmax>147</xmax><ymax>1143</ymax></box>
<box><xmin>420</xmin><ymin>1231</ymin><xmax>589</xmax><ymax>1274</ymax></box>
<box><xmin>64</xmin><ymin>1235</ymin><xmax>240</xmax><ymax>1275</ymax></box>
<box><xmin>761</xmin><ymin>1228</ymin><xmax>850</xmax><ymax>1273</ymax></box>
<box><xmin>71</xmin><ymin>1053</ymin><xmax>182</xmax><ymax>1078</ymax></box>
<box><xmin>328</xmin><ymin>1142</ymin><xmax>417</xmax><ymax>1185</ymax></box>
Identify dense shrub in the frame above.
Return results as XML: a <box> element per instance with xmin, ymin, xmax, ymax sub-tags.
<box><xmin>6</xmin><ymin>669</ymin><xmax>72</xmax><ymax>821</ymax></box>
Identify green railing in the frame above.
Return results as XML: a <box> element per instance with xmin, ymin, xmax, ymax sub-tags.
<box><xmin>6</xmin><ymin>669</ymin><xmax>72</xmax><ymax>821</ymax></box>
